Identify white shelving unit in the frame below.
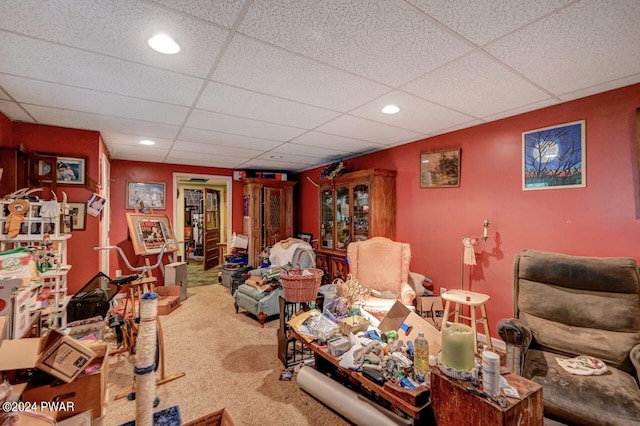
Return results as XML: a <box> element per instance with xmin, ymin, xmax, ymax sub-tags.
<box><xmin>0</xmin><ymin>199</ymin><xmax>72</xmax><ymax>328</ymax></box>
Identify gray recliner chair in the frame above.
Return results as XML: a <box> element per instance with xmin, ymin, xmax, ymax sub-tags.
<box><xmin>234</xmin><ymin>246</ymin><xmax>315</xmax><ymax>327</ymax></box>
<box><xmin>497</xmin><ymin>250</ymin><xmax>640</xmax><ymax>425</ymax></box>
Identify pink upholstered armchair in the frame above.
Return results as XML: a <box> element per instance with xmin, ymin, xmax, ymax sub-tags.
<box><xmin>347</xmin><ymin>237</ymin><xmax>424</xmax><ymax>313</ymax></box>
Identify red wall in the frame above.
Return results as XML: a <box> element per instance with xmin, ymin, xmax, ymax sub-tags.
<box><xmin>0</xmin><ymin>113</ymin><xmax>11</xmax><ymax>145</ymax></box>
<box><xmin>2</xmin><ymin>83</ymin><xmax>639</xmax><ymax>336</ymax></box>
<box><xmin>108</xmin><ymin>160</ymin><xmax>243</xmax><ymax>282</ymax></box>
<box><xmin>2</xmin><ymin>122</ymin><xmax>102</xmax><ymax>293</ymax></box>
<box><xmin>297</xmin><ymin>83</ymin><xmax>640</xmax><ymax>335</ymax></box>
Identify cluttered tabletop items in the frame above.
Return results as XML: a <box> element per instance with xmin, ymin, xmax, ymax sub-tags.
<box><xmin>286</xmin><ymin>299</ymin><xmax>542</xmax><ymax>424</ymax></box>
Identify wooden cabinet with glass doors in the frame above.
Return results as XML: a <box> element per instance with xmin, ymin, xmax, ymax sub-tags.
<box><xmin>317</xmin><ymin>169</ymin><xmax>396</xmax><ymax>284</ymax></box>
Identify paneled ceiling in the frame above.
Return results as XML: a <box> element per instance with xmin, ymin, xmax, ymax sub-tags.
<box><xmin>1</xmin><ymin>0</ymin><xmax>638</xmax><ymax>172</ymax></box>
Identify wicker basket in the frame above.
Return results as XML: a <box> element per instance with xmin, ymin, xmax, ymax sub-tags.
<box><xmin>280</xmin><ymin>249</ymin><xmax>324</xmax><ymax>302</ymax></box>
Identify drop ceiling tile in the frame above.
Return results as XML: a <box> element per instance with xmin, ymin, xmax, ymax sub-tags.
<box><xmin>178</xmin><ymin>127</ymin><xmax>282</xmax><ymax>150</ymax></box>
<box><xmin>270</xmin><ymin>142</ymin><xmax>346</xmax><ymax>159</ymax></box>
<box><xmin>407</xmin><ymin>0</ymin><xmax>572</xmax><ymax>46</ymax></box>
<box><xmin>485</xmin><ymin>0</ymin><xmax>640</xmax><ymax>95</ymax></box>
<box><xmin>239</xmin><ymin>0</ymin><xmax>471</xmax><ymax>86</ymax></box>
<box><xmin>100</xmin><ymin>132</ymin><xmax>175</xmax><ymax>150</ymax></box>
<box><xmin>384</xmin><ymin>135</ymin><xmax>428</xmax><ymax>147</ymax></box>
<box><xmin>558</xmin><ymin>74</ymin><xmax>640</xmax><ymax>103</ymax></box>
<box><xmin>24</xmin><ymin>105</ymin><xmax>180</xmax><ymax>139</ymax></box>
<box><xmin>241</xmin><ymin>158</ymin><xmax>310</xmax><ymax>171</ymax></box>
<box><xmin>173</xmin><ymin>140</ymin><xmax>262</xmax><ymax>157</ymax></box>
<box><xmin>350</xmin><ymin>90</ymin><xmax>475</xmax><ymax>134</ymax></box>
<box><xmin>0</xmin><ymin>75</ymin><xmax>190</xmax><ymax>126</ymax></box>
<box><xmin>0</xmin><ymin>32</ymin><xmax>204</xmax><ymax>106</ymax></box>
<box><xmin>403</xmin><ymin>51</ymin><xmax>551</xmax><ymax>118</ymax></box>
<box><xmin>0</xmin><ymin>100</ymin><xmax>34</xmax><ymax>122</ymax></box>
<box><xmin>165</xmin><ymin>150</ymin><xmax>248</xmax><ymax>168</ymax></box>
<box><xmin>255</xmin><ymin>152</ymin><xmax>320</xmax><ymax>166</ymax></box>
<box><xmin>212</xmin><ymin>34</ymin><xmax>390</xmax><ymax>112</ymax></box>
<box><xmin>483</xmin><ymin>98</ymin><xmax>560</xmax><ymax>123</ymax></box>
<box><xmin>315</xmin><ymin>115</ymin><xmax>421</xmax><ymax>144</ymax></box>
<box><xmin>0</xmin><ymin>87</ymin><xmax>9</xmax><ymax>100</ymax></box>
<box><xmin>110</xmin><ymin>151</ymin><xmax>168</xmax><ymax>162</ymax></box>
<box><xmin>291</xmin><ymin>131</ymin><xmax>381</xmax><ymax>153</ymax></box>
<box><xmin>186</xmin><ymin>109</ymin><xmax>306</xmax><ymax>141</ymax></box>
<box><xmin>196</xmin><ymin>82</ymin><xmax>340</xmax><ymax>129</ymax></box>
<box><xmin>149</xmin><ymin>0</ymin><xmax>245</xmax><ymax>28</ymax></box>
<box><xmin>106</xmin><ymin>141</ymin><xmax>170</xmax><ymax>157</ymax></box>
<box><xmin>0</xmin><ymin>0</ymin><xmax>228</xmax><ymax>78</ymax></box>
<box><xmin>430</xmin><ymin>118</ymin><xmax>486</xmax><ymax>136</ymax></box>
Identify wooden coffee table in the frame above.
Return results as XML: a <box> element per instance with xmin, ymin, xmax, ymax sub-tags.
<box><xmin>289</xmin><ymin>329</ymin><xmax>432</xmax><ymax>423</ymax></box>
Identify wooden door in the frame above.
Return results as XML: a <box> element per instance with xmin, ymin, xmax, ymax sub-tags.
<box><xmin>203</xmin><ymin>188</ymin><xmax>221</xmax><ymax>270</ymax></box>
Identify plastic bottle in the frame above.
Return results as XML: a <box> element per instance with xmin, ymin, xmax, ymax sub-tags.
<box><xmin>413</xmin><ymin>332</ymin><xmax>429</xmax><ymax>383</ymax></box>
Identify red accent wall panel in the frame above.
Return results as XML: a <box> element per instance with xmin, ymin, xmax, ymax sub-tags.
<box><xmin>298</xmin><ymin>83</ymin><xmax>640</xmax><ymax>335</ymax></box>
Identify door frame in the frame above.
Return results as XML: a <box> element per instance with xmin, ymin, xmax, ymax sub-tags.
<box><xmin>172</xmin><ymin>173</ymin><xmax>232</xmax><ymax>260</ymax></box>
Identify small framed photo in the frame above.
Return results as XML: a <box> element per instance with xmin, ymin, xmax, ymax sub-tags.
<box><xmin>126</xmin><ymin>181</ymin><xmax>166</xmax><ymax>210</ymax></box>
<box><xmin>420</xmin><ymin>148</ymin><xmax>461</xmax><ymax>188</ymax></box>
<box><xmin>68</xmin><ymin>202</ymin><xmax>87</xmax><ymax>231</ymax></box>
<box><xmin>297</xmin><ymin>233</ymin><xmax>313</xmax><ymax>243</ymax></box>
<box><xmin>35</xmin><ymin>155</ymin><xmax>87</xmax><ymax>186</ymax></box>
<box><xmin>522</xmin><ymin>120</ymin><xmax>586</xmax><ymax>190</ymax></box>
<box><xmin>87</xmin><ymin>193</ymin><xmax>107</xmax><ymax>217</ymax></box>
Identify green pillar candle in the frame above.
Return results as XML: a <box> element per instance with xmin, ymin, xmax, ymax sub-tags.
<box><xmin>440</xmin><ymin>322</ymin><xmax>476</xmax><ymax>371</ymax></box>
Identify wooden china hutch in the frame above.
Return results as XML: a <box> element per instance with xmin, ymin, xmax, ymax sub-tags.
<box><xmin>316</xmin><ymin>169</ymin><xmax>396</xmax><ymax>284</ymax></box>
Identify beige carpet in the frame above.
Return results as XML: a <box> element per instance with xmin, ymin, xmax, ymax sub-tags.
<box><xmin>104</xmin><ymin>283</ymin><xmax>351</xmax><ymax>426</ymax></box>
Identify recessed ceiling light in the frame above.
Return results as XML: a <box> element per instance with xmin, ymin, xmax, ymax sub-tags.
<box><xmin>139</xmin><ymin>139</ymin><xmax>156</xmax><ymax>146</ymax></box>
<box><xmin>381</xmin><ymin>104</ymin><xmax>400</xmax><ymax>114</ymax></box>
<box><xmin>148</xmin><ymin>34</ymin><xmax>180</xmax><ymax>54</ymax></box>
<box><xmin>270</xmin><ymin>155</ymin><xmax>283</xmax><ymax>159</ymax></box>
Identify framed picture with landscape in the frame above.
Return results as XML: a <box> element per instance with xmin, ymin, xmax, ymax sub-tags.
<box><xmin>125</xmin><ymin>213</ymin><xmax>178</xmax><ymax>255</ymax></box>
<box><xmin>522</xmin><ymin>120</ymin><xmax>586</xmax><ymax>190</ymax></box>
<box><xmin>126</xmin><ymin>181</ymin><xmax>166</xmax><ymax>210</ymax></box>
<box><xmin>420</xmin><ymin>148</ymin><xmax>460</xmax><ymax>188</ymax></box>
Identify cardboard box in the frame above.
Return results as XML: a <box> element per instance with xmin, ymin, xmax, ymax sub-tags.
<box><xmin>0</xmin><ymin>330</ymin><xmax>96</xmax><ymax>384</ymax></box>
<box><xmin>37</xmin><ymin>331</ymin><xmax>97</xmax><ymax>383</ymax></box>
<box><xmin>156</xmin><ymin>286</ymin><xmax>181</xmax><ymax>315</ymax></box>
<box><xmin>22</xmin><ymin>348</ymin><xmax>108</xmax><ymax>421</ymax></box>
<box><xmin>165</xmin><ymin>262</ymin><xmax>188</xmax><ymax>302</ymax></box>
<box><xmin>377</xmin><ymin>301</ymin><xmax>442</xmax><ymax>354</ymax></box>
<box><xmin>415</xmin><ymin>296</ymin><xmax>445</xmax><ymax>330</ymax></box>
<box><xmin>183</xmin><ymin>407</ymin><xmax>236</xmax><ymax>426</ymax></box>
<box><xmin>327</xmin><ymin>336</ymin><xmax>351</xmax><ymax>356</ymax></box>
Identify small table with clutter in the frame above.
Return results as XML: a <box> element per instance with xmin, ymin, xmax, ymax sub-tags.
<box><xmin>430</xmin><ymin>365</ymin><xmax>543</xmax><ymax>425</ymax></box>
<box><xmin>289</xmin><ymin>328</ymin><xmax>433</xmax><ymax>423</ymax></box>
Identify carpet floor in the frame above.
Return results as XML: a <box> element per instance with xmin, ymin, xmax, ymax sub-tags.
<box><xmin>103</xmin><ymin>283</ymin><xmax>351</xmax><ymax>426</ymax></box>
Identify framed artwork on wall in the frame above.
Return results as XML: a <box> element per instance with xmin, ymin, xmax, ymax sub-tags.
<box><xmin>420</xmin><ymin>148</ymin><xmax>460</xmax><ymax>188</ymax></box>
<box><xmin>68</xmin><ymin>202</ymin><xmax>86</xmax><ymax>231</ymax></box>
<box><xmin>35</xmin><ymin>154</ymin><xmax>87</xmax><ymax>186</ymax></box>
<box><xmin>522</xmin><ymin>120</ymin><xmax>586</xmax><ymax>190</ymax></box>
<box><xmin>125</xmin><ymin>213</ymin><xmax>178</xmax><ymax>255</ymax></box>
<box><xmin>126</xmin><ymin>181</ymin><xmax>166</xmax><ymax>210</ymax></box>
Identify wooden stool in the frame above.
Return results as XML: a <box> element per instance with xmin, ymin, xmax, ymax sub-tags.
<box><xmin>441</xmin><ymin>289</ymin><xmax>493</xmax><ymax>352</ymax></box>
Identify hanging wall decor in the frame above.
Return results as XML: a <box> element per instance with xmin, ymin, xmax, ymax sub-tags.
<box><xmin>420</xmin><ymin>148</ymin><xmax>460</xmax><ymax>188</ymax></box>
<box><xmin>522</xmin><ymin>120</ymin><xmax>586</xmax><ymax>190</ymax></box>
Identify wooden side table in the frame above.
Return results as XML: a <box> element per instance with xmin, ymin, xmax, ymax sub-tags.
<box><xmin>431</xmin><ymin>366</ymin><xmax>543</xmax><ymax>425</ymax></box>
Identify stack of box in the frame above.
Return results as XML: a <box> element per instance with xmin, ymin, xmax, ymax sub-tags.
<box><xmin>0</xmin><ymin>330</ymin><xmax>108</xmax><ymax>422</ymax></box>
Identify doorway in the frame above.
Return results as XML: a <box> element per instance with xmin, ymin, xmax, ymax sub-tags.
<box><xmin>173</xmin><ymin>173</ymin><xmax>232</xmax><ymax>287</ymax></box>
